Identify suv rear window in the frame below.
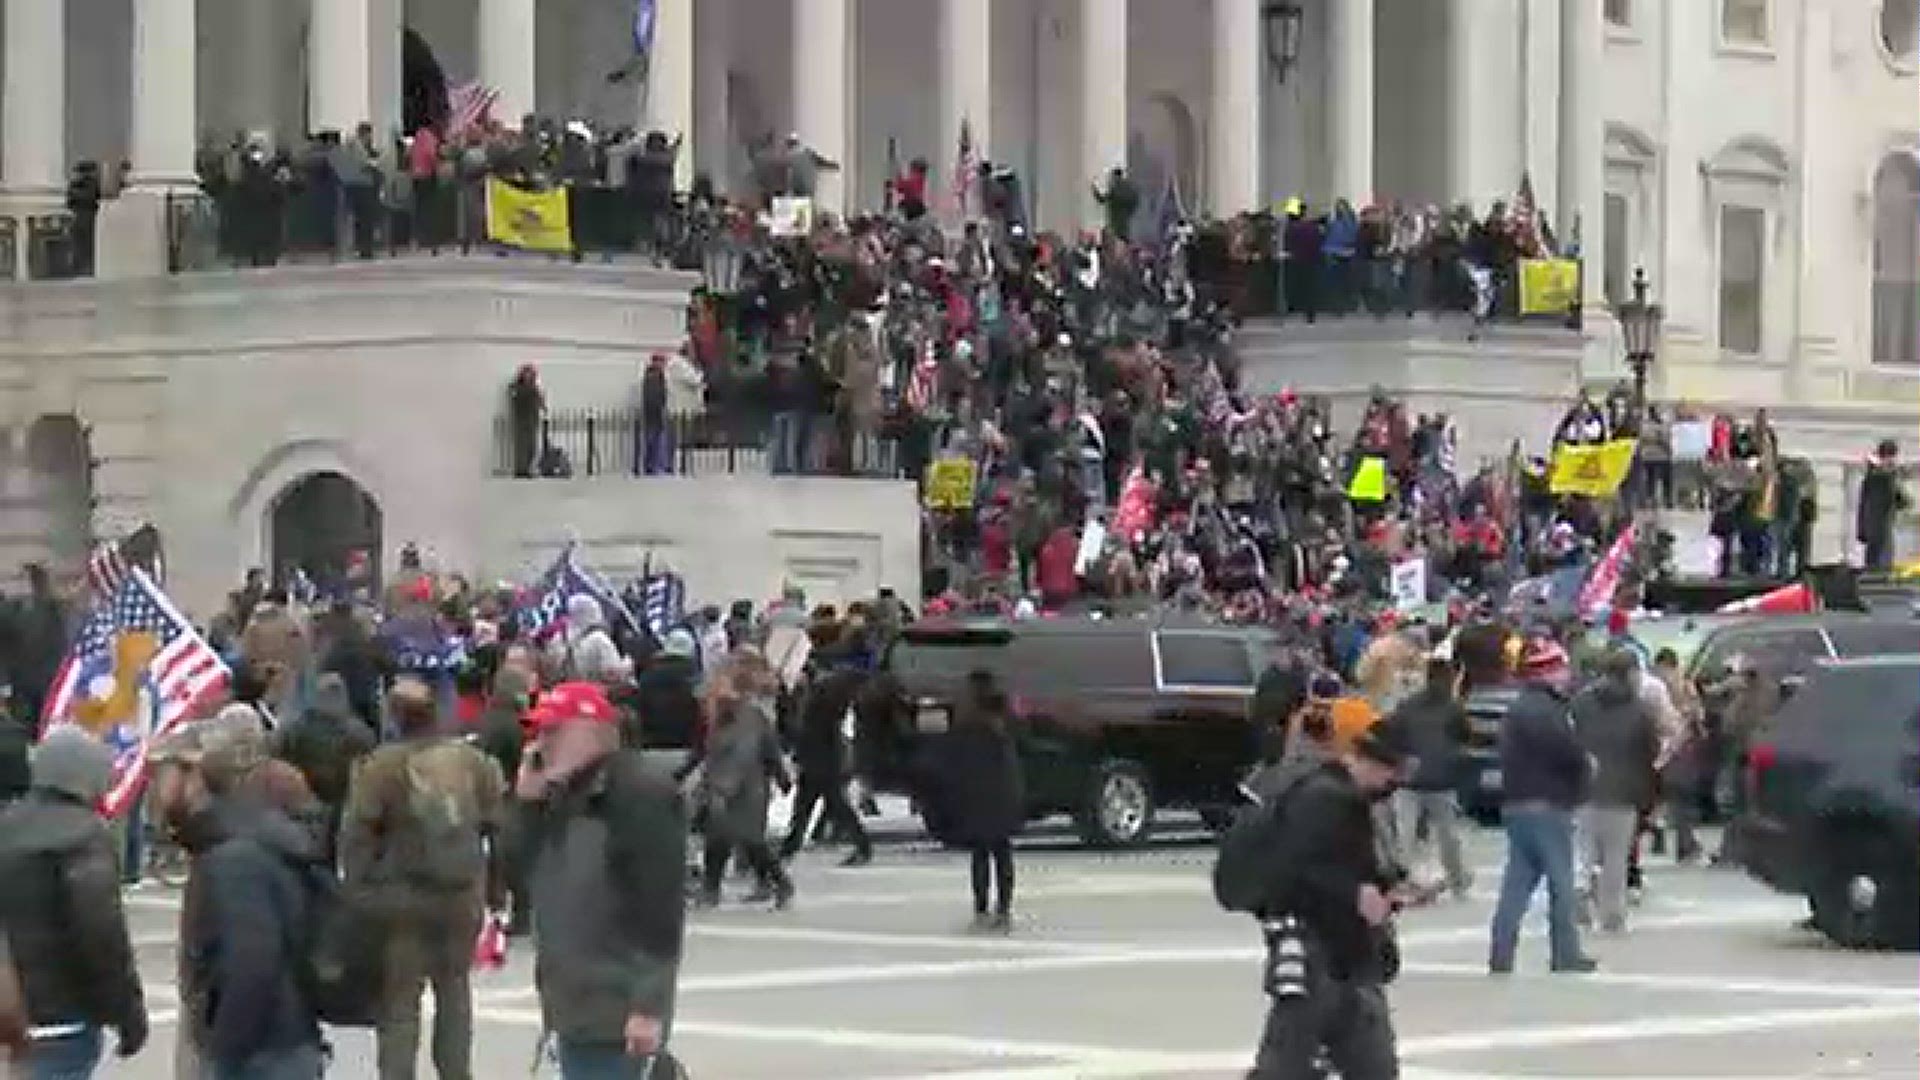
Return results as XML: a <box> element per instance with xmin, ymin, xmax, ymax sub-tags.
<box><xmin>1771</xmin><ymin>662</ymin><xmax>1920</xmax><ymax>751</ymax></box>
<box><xmin>1826</xmin><ymin>620</ymin><xmax>1920</xmax><ymax>658</ymax></box>
<box><xmin>1698</xmin><ymin>628</ymin><xmax>1831</xmax><ymax>678</ymax></box>
<box><xmin>1155</xmin><ymin>632</ymin><xmax>1255</xmax><ymax>690</ymax></box>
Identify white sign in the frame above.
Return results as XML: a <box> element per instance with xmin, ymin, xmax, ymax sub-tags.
<box><xmin>1670</xmin><ymin>420</ymin><xmax>1712</xmax><ymax>461</ymax></box>
<box><xmin>1075</xmin><ymin>518</ymin><xmax>1108</xmax><ymax>576</ymax></box>
<box><xmin>769</xmin><ymin>196</ymin><xmax>815</xmax><ymax>237</ymax></box>
<box><xmin>1389</xmin><ymin>557</ymin><xmax>1427</xmax><ymax>612</ymax></box>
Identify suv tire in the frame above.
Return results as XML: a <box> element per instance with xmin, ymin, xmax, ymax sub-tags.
<box><xmin>1809</xmin><ymin>826</ymin><xmax>1919</xmax><ymax>951</ymax></box>
<box><xmin>1077</xmin><ymin>758</ymin><xmax>1155</xmax><ymax>848</ymax></box>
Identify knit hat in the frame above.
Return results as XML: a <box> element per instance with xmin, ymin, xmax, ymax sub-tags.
<box><xmin>31</xmin><ymin>727</ymin><xmax>116</xmax><ymax>805</ymax></box>
<box><xmin>1517</xmin><ymin>639</ymin><xmax>1571</xmax><ymax>681</ymax></box>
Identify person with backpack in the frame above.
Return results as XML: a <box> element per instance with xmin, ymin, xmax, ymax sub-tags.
<box><xmin>0</xmin><ymin>729</ymin><xmax>148</xmax><ymax>1079</ymax></box>
<box><xmin>1213</xmin><ymin>724</ymin><xmax>1407</xmax><ymax>1079</ymax></box>
<box><xmin>340</xmin><ymin>677</ymin><xmax>507</xmax><ymax>1080</ymax></box>
<box><xmin>514</xmin><ymin>681</ymin><xmax>688</xmax><ymax>1078</ymax></box>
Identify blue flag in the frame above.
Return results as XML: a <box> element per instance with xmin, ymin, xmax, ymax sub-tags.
<box><xmin>632</xmin><ymin>0</ymin><xmax>657</xmax><ymax>57</ymax></box>
<box><xmin>518</xmin><ymin>545</ymin><xmax>640</xmax><ymax>639</ymax></box>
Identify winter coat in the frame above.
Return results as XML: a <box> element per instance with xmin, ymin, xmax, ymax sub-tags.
<box><xmin>1497</xmin><ymin>681</ymin><xmax>1590</xmax><ymax>810</ymax></box>
<box><xmin>1386</xmin><ymin>686</ymin><xmax>1470</xmax><ymax>792</ymax></box>
<box><xmin>184</xmin><ymin>802</ymin><xmax>325</xmax><ymax>1066</ymax></box>
<box><xmin>1856</xmin><ymin>462</ymin><xmax>1909</xmax><ymax>546</ymax></box>
<box><xmin>1569</xmin><ymin>675</ymin><xmax>1660</xmax><ymax>809</ymax></box>
<box><xmin>524</xmin><ymin>751</ymin><xmax>686</xmax><ymax>1044</ymax></box>
<box><xmin>1268</xmin><ymin>759</ymin><xmax>1399</xmax><ymax>983</ymax></box>
<box><xmin>928</xmin><ymin>719</ymin><xmax>1026</xmax><ymax>846</ymax></box>
<box><xmin>633</xmin><ymin>655</ymin><xmax>702</xmax><ymax>751</ymax></box>
<box><xmin>794</xmin><ymin>668</ymin><xmax>863</xmax><ymax>779</ymax></box>
<box><xmin>275</xmin><ymin>701</ymin><xmax>377</xmax><ymax>810</ymax></box>
<box><xmin>697</xmin><ymin>698</ymin><xmax>789</xmax><ymax>845</ymax></box>
<box><xmin>0</xmin><ymin>792</ymin><xmax>145</xmax><ymax>1034</ymax></box>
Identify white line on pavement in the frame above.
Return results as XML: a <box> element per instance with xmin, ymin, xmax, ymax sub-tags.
<box><xmin>1398</xmin><ymin>1001</ymin><xmax>1920</xmax><ymax>1056</ymax></box>
<box><xmin>688</xmin><ymin>922</ymin><xmax>1114</xmax><ymax>955</ymax></box>
<box><xmin>1400</xmin><ymin>962</ymin><xmax>1920</xmax><ymax>1001</ymax></box>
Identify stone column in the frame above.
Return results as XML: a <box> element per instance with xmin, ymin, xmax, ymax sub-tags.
<box><xmin>1446</xmin><ymin>0</ymin><xmax>1487</xmax><ymax>206</ymax></box>
<box><xmin>234</xmin><ymin>0</ymin><xmax>283</xmax><ymax>143</ymax></box>
<box><xmin>311</xmin><ymin>0</ymin><xmax>371</xmax><ymax>134</ymax></box>
<box><xmin>96</xmin><ymin>0</ymin><xmax>197</xmax><ymax>278</ymax></box>
<box><xmin>1327</xmin><ymin>0</ymin><xmax>1375</xmax><ymax>204</ymax></box>
<box><xmin>793</xmin><ymin>0</ymin><xmax>850</xmax><ymax>215</ymax></box>
<box><xmin>3</xmin><ymin>0</ymin><xmax>68</xmax><ymax>200</ymax></box>
<box><xmin>1558</xmin><ymin>0</ymin><xmax>1604</xmax><ymax>304</ymax></box>
<box><xmin>368</xmin><ymin>0</ymin><xmax>404</xmax><ymax>139</ymax></box>
<box><xmin>1209</xmin><ymin>0</ymin><xmax>1260</xmax><ymax>216</ymax></box>
<box><xmin>693</xmin><ymin>0</ymin><xmax>733</xmax><ymax>191</ymax></box>
<box><xmin>1080</xmin><ymin>0</ymin><xmax>1129</xmax><ymax>229</ymax></box>
<box><xmin>128</xmin><ymin>0</ymin><xmax>200</xmax><ymax>186</ymax></box>
<box><xmin>940</xmin><ymin>0</ymin><xmax>992</xmax><ymax>216</ymax></box>
<box><xmin>647</xmin><ymin>0</ymin><xmax>697</xmax><ymax>189</ymax></box>
<box><xmin>479</xmin><ymin>0</ymin><xmax>538</xmax><ymax>125</ymax></box>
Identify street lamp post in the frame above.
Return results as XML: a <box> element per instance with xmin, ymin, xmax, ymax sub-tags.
<box><xmin>1614</xmin><ymin>266</ymin><xmax>1664</xmax><ymax>430</ymax></box>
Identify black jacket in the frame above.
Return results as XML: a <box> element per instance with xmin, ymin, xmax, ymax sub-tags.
<box><xmin>1272</xmin><ymin>760</ymin><xmax>1398</xmax><ymax>982</ymax></box>
<box><xmin>524</xmin><ymin>752</ymin><xmax>686</xmax><ymax>1042</ymax></box>
<box><xmin>276</xmin><ymin>704</ymin><xmax>377</xmax><ymax>808</ymax></box>
<box><xmin>0</xmin><ymin>793</ymin><xmax>146</xmax><ymax>1034</ymax></box>
<box><xmin>633</xmin><ymin>655</ymin><xmax>701</xmax><ymax>751</ymax></box>
<box><xmin>185</xmin><ymin>801</ymin><xmax>325</xmax><ymax>1065</ymax></box>
<box><xmin>794</xmin><ymin>668</ymin><xmax>863</xmax><ymax>778</ymax></box>
<box><xmin>925</xmin><ymin>720</ymin><xmax>1026</xmax><ymax>846</ymax></box>
<box><xmin>1386</xmin><ymin>686</ymin><xmax>1470</xmax><ymax>792</ymax></box>
<box><xmin>1498</xmin><ymin>681</ymin><xmax>1591</xmax><ymax>809</ymax></box>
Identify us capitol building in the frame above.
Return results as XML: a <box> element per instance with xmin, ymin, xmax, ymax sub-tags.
<box><xmin>1</xmin><ymin>0</ymin><xmax>1915</xmax><ymax>610</ymax></box>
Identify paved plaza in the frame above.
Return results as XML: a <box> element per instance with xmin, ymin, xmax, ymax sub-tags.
<box><xmin>105</xmin><ymin>811</ymin><xmax>1918</xmax><ymax>1079</ymax></box>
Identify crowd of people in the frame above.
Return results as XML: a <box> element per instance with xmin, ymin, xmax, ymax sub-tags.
<box><xmin>4</xmin><ymin>102</ymin><xmax>1913</xmax><ymax>1080</ymax></box>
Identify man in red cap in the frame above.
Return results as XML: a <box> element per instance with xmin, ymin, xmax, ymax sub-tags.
<box><xmin>1486</xmin><ymin>638</ymin><xmax>1598</xmax><ymax>975</ymax></box>
<box><xmin>515</xmin><ymin>682</ymin><xmax>688</xmax><ymax>1078</ymax></box>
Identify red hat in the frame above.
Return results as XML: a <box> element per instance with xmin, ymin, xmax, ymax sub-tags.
<box><xmin>1606</xmin><ymin>607</ymin><xmax>1631</xmax><ymax>636</ymax></box>
<box><xmin>526</xmin><ymin>681</ymin><xmax>619</xmax><ymax>732</ymax></box>
<box><xmin>1518</xmin><ymin>639</ymin><xmax>1570</xmax><ymax>678</ymax></box>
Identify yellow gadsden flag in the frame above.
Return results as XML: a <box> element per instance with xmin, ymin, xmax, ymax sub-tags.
<box><xmin>1518</xmin><ymin>258</ymin><xmax>1580</xmax><ymax>316</ymax></box>
<box><xmin>1549</xmin><ymin>439</ymin><xmax>1638</xmax><ymax>497</ymax></box>
<box><xmin>485</xmin><ymin>178</ymin><xmax>573</xmax><ymax>253</ymax></box>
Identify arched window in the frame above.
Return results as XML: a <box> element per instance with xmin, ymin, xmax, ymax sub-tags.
<box><xmin>1872</xmin><ymin>153</ymin><xmax>1920</xmax><ymax>366</ymax></box>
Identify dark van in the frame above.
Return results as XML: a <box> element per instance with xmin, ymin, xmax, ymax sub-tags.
<box><xmin>866</xmin><ymin>618</ymin><xmax>1275</xmax><ymax>847</ymax></box>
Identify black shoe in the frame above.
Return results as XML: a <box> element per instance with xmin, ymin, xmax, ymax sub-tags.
<box><xmin>772</xmin><ymin>878</ymin><xmax>795</xmax><ymax>911</ymax></box>
<box><xmin>742</xmin><ymin>884</ymin><xmax>774</xmax><ymax>904</ymax></box>
<box><xmin>1551</xmin><ymin>956</ymin><xmax>1599</xmax><ymax>974</ymax></box>
<box><xmin>839</xmin><ymin>849</ymin><xmax>872</xmax><ymax>868</ymax></box>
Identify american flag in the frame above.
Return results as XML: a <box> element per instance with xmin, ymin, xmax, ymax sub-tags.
<box><xmin>445</xmin><ymin>80</ymin><xmax>500</xmax><ymax>138</ymax></box>
<box><xmin>42</xmin><ymin>570</ymin><xmax>229</xmax><ymax>818</ymax></box>
<box><xmin>86</xmin><ymin>523</ymin><xmax>164</xmax><ymax>602</ymax></box>
<box><xmin>516</xmin><ymin>544</ymin><xmax>640</xmax><ymax>640</ymax></box>
<box><xmin>1510</xmin><ymin>173</ymin><xmax>1544</xmax><ymax>257</ymax></box>
<box><xmin>950</xmin><ymin>118</ymin><xmax>978</xmax><ymax>219</ymax></box>
<box><xmin>1578</xmin><ymin>523</ymin><xmax>1637</xmax><ymax>620</ymax></box>
<box><xmin>904</xmin><ymin>343</ymin><xmax>940</xmax><ymax>413</ymax></box>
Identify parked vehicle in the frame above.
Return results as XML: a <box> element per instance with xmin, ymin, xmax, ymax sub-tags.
<box><xmin>1457</xmin><ymin>611</ymin><xmax>1917</xmax><ymax>821</ymax></box>
<box><xmin>1730</xmin><ymin>656</ymin><xmax>1920</xmax><ymax>950</ymax></box>
<box><xmin>866</xmin><ymin>618</ymin><xmax>1276</xmax><ymax>847</ymax></box>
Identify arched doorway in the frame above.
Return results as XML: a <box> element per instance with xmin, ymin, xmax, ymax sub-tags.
<box><xmin>1132</xmin><ymin>93</ymin><xmax>1200</xmax><ymax>219</ymax></box>
<box><xmin>24</xmin><ymin>415</ymin><xmax>94</xmax><ymax>579</ymax></box>
<box><xmin>269</xmin><ymin>472</ymin><xmax>382</xmax><ymax>594</ymax></box>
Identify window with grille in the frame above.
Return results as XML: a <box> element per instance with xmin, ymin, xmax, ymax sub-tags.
<box><xmin>1871</xmin><ymin>155</ymin><xmax>1920</xmax><ymax>365</ymax></box>
<box><xmin>1718</xmin><ymin>205</ymin><xmax>1766</xmax><ymax>356</ymax></box>
<box><xmin>1606</xmin><ymin>0</ymin><xmax>1632</xmax><ymax>28</ymax></box>
<box><xmin>1723</xmin><ymin>0</ymin><xmax>1770</xmax><ymax>45</ymax></box>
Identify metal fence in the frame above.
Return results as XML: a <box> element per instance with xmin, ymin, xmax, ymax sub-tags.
<box><xmin>491</xmin><ymin>407</ymin><xmax>902</xmax><ymax>480</ymax></box>
<box><xmin>164</xmin><ymin>179</ymin><xmax>699</xmax><ymax>273</ymax></box>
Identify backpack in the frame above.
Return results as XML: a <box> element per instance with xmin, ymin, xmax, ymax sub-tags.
<box><xmin>391</xmin><ymin>740</ymin><xmax>487</xmax><ymax>891</ymax></box>
<box><xmin>291</xmin><ymin>864</ymin><xmax>383</xmax><ymax>1028</ymax></box>
<box><xmin>1211</xmin><ymin>762</ymin><xmax>1317</xmax><ymax>915</ymax></box>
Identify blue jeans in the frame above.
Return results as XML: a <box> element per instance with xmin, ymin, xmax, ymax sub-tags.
<box><xmin>1488</xmin><ymin>805</ymin><xmax>1585</xmax><ymax>970</ymax></box>
<box><xmin>213</xmin><ymin>1044</ymin><xmax>326</xmax><ymax>1080</ymax></box>
<box><xmin>27</xmin><ymin>1027</ymin><xmax>102</xmax><ymax>1080</ymax></box>
<box><xmin>556</xmin><ymin>1041</ymin><xmax>677</xmax><ymax>1079</ymax></box>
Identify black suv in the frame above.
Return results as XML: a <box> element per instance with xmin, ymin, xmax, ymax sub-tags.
<box><xmin>1732</xmin><ymin>656</ymin><xmax>1920</xmax><ymax>950</ymax></box>
<box><xmin>868</xmin><ymin>618</ymin><xmax>1274</xmax><ymax>847</ymax></box>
